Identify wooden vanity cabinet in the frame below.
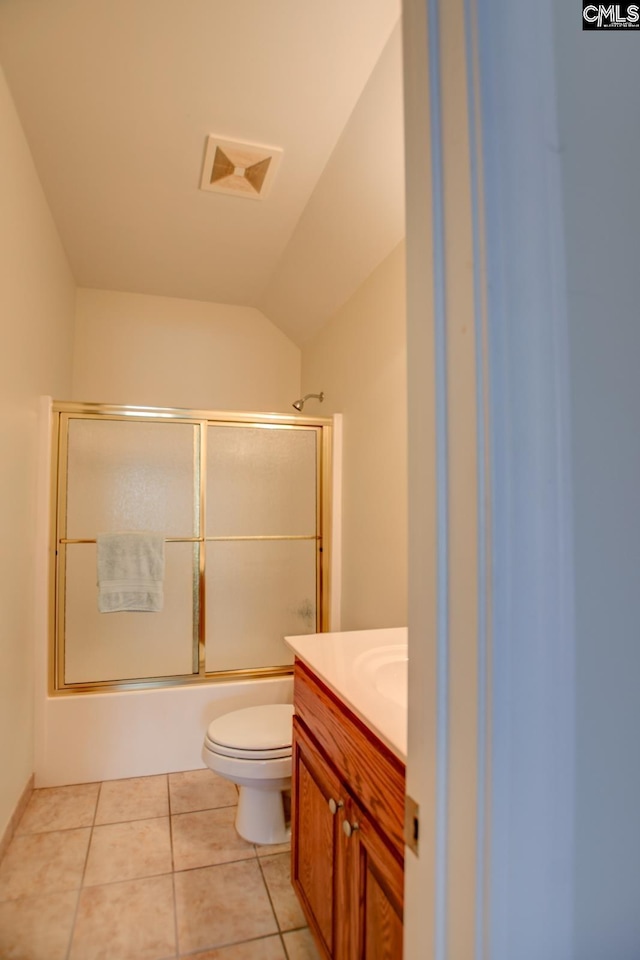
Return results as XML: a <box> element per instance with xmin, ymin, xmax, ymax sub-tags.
<box><xmin>292</xmin><ymin>718</ymin><xmax>349</xmax><ymax>959</ymax></box>
<box><xmin>348</xmin><ymin>797</ymin><xmax>404</xmax><ymax>960</ymax></box>
<box><xmin>291</xmin><ymin>659</ymin><xmax>405</xmax><ymax>960</ymax></box>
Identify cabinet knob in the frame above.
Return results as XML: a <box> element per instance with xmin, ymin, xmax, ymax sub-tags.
<box><xmin>342</xmin><ymin>819</ymin><xmax>359</xmax><ymax>838</ymax></box>
<box><xmin>328</xmin><ymin>798</ymin><xmax>344</xmax><ymax>815</ymax></box>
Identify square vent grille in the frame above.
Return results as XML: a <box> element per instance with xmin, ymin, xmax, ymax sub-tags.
<box><xmin>200</xmin><ymin>136</ymin><xmax>283</xmax><ymax>200</ymax></box>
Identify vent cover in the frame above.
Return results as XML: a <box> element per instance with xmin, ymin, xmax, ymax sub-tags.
<box><xmin>200</xmin><ymin>136</ymin><xmax>283</xmax><ymax>200</ymax></box>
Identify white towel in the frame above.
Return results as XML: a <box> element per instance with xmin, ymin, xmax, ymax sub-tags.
<box><xmin>96</xmin><ymin>532</ymin><xmax>165</xmax><ymax>613</ymax></box>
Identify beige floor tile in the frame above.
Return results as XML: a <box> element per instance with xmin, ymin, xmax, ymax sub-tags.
<box><xmin>84</xmin><ymin>816</ymin><xmax>172</xmax><ymax>886</ymax></box>
<box><xmin>187</xmin><ymin>935</ymin><xmax>286</xmax><ymax>959</ymax></box>
<box><xmin>17</xmin><ymin>782</ymin><xmax>99</xmax><ymax>834</ymax></box>
<box><xmin>169</xmin><ymin>768</ymin><xmax>238</xmax><ymax>814</ymax></box>
<box><xmin>172</xmin><ymin>807</ymin><xmax>255</xmax><ymax>871</ymax></box>
<box><xmin>69</xmin><ymin>874</ymin><xmax>176</xmax><ymax>960</ymax></box>
<box><xmin>259</xmin><ymin>853</ymin><xmax>306</xmax><ymax>932</ymax></box>
<box><xmin>175</xmin><ymin>860</ymin><xmax>278</xmax><ymax>954</ymax></box>
<box><xmin>255</xmin><ymin>839</ymin><xmax>291</xmax><ymax>858</ymax></box>
<box><xmin>95</xmin><ymin>775</ymin><xmax>169</xmax><ymax>824</ymax></box>
<box><xmin>282</xmin><ymin>928</ymin><xmax>321</xmax><ymax>960</ymax></box>
<box><xmin>0</xmin><ymin>827</ymin><xmax>90</xmax><ymax>901</ymax></box>
<box><xmin>0</xmin><ymin>890</ymin><xmax>78</xmax><ymax>960</ymax></box>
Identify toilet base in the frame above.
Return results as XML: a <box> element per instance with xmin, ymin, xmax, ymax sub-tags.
<box><xmin>235</xmin><ymin>783</ymin><xmax>289</xmax><ymax>845</ymax></box>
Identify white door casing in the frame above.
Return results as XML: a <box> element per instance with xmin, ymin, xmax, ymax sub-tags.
<box><xmin>402</xmin><ymin>1</ymin><xmax>575</xmax><ymax>958</ymax></box>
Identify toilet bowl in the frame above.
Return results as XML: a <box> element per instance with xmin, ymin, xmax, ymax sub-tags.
<box><xmin>202</xmin><ymin>703</ymin><xmax>294</xmax><ymax>845</ymax></box>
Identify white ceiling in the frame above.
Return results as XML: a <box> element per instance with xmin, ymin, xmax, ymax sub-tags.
<box><xmin>0</xmin><ymin>0</ymin><xmax>404</xmax><ymax>344</ymax></box>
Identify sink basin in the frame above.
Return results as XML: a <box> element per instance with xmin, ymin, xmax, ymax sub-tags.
<box><xmin>353</xmin><ymin>644</ymin><xmax>408</xmax><ymax>708</ymax></box>
<box><xmin>286</xmin><ymin>626</ymin><xmax>408</xmax><ymax>759</ymax></box>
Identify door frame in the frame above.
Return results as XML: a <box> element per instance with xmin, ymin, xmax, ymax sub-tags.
<box><xmin>402</xmin><ymin>1</ymin><xmax>576</xmax><ymax>957</ymax></box>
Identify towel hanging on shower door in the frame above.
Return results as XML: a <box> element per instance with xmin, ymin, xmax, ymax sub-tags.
<box><xmin>96</xmin><ymin>532</ymin><xmax>165</xmax><ymax>613</ymax></box>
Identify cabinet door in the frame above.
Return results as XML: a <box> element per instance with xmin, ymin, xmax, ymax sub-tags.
<box><xmin>292</xmin><ymin>717</ymin><xmax>345</xmax><ymax>959</ymax></box>
<box><xmin>343</xmin><ymin>798</ymin><xmax>404</xmax><ymax>960</ymax></box>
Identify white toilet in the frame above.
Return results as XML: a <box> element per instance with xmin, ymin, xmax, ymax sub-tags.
<box><xmin>202</xmin><ymin>703</ymin><xmax>294</xmax><ymax>845</ymax></box>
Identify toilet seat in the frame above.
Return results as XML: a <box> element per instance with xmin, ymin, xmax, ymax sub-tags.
<box><xmin>203</xmin><ymin>738</ymin><xmax>291</xmax><ymax>760</ymax></box>
<box><xmin>205</xmin><ymin>703</ymin><xmax>293</xmax><ymax>761</ymax></box>
<box><xmin>202</xmin><ymin>745</ymin><xmax>292</xmax><ymax>781</ymax></box>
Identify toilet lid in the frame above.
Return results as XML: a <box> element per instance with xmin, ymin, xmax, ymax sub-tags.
<box><xmin>205</xmin><ymin>704</ymin><xmax>294</xmax><ymax>757</ymax></box>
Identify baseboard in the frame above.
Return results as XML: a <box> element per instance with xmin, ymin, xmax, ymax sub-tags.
<box><xmin>0</xmin><ymin>774</ymin><xmax>34</xmax><ymax>862</ymax></box>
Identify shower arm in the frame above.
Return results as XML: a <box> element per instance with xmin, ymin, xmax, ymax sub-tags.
<box><xmin>292</xmin><ymin>391</ymin><xmax>324</xmax><ymax>412</ymax></box>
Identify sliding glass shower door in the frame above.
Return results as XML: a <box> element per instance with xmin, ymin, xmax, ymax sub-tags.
<box><xmin>52</xmin><ymin>404</ymin><xmax>331</xmax><ymax>693</ymax></box>
<box><xmin>61</xmin><ymin>417</ymin><xmax>198</xmax><ymax>684</ymax></box>
<box><xmin>205</xmin><ymin>424</ymin><xmax>319</xmax><ymax>672</ymax></box>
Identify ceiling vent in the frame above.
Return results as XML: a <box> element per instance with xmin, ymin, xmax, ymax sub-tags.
<box><xmin>200</xmin><ymin>136</ymin><xmax>283</xmax><ymax>200</ymax></box>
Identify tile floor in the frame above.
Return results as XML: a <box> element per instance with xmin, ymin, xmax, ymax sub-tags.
<box><xmin>0</xmin><ymin>769</ymin><xmax>320</xmax><ymax>960</ymax></box>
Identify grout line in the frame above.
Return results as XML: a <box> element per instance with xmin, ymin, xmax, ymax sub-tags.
<box><xmin>80</xmin><ymin>781</ymin><xmax>100</xmax><ymax>886</ymax></box>
<box><xmin>92</xmin><ymin>811</ymin><xmax>170</xmax><ymax>828</ymax></box>
<box><xmin>256</xmin><ymin>851</ymin><xmax>283</xmax><ymax>936</ymax></box>
<box><xmin>61</xmin><ymin>889</ymin><xmax>82</xmax><ymax>960</ymax></box>
<box><xmin>171</xmin><ymin>865</ymin><xmax>180</xmax><ymax>958</ymax></box>
<box><xmin>11</xmin><ymin>822</ymin><xmax>100</xmax><ymax>837</ymax></box>
<box><xmin>175</xmin><ymin>930</ymin><xmax>288</xmax><ymax>958</ymax></box>
<box><xmin>170</xmin><ymin>801</ymin><xmax>240</xmax><ymax>818</ymax></box>
<box><xmin>255</xmin><ymin>850</ymin><xmax>313</xmax><ymax>960</ymax></box>
<box><xmin>165</xmin><ymin>772</ymin><xmax>172</xmax><ymax>816</ymax></box>
<box><xmin>63</xmin><ymin>780</ymin><xmax>102</xmax><ymax>960</ymax></box>
<box><xmin>169</xmin><ymin>818</ymin><xmax>177</xmax><ymax>874</ymax></box>
<box><xmin>67</xmin><ymin>870</ymin><xmax>176</xmax><ymax>894</ymax></box>
<box><xmin>281</xmin><ymin>933</ymin><xmax>292</xmax><ymax>960</ymax></box>
<box><xmin>171</xmin><ymin>850</ymin><xmax>260</xmax><ymax>875</ymax></box>
<box><xmin>170</xmin><ymin>800</ymin><xmax>238</xmax><ymax>817</ymax></box>
<box><xmin>168</xmin><ymin>774</ymin><xmax>179</xmax><ymax>956</ymax></box>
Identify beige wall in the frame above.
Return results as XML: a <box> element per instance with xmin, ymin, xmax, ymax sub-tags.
<box><xmin>0</xmin><ymin>66</ymin><xmax>75</xmax><ymax>836</ymax></box>
<box><xmin>72</xmin><ymin>289</ymin><xmax>301</xmax><ymax>413</ymax></box>
<box><xmin>302</xmin><ymin>241</ymin><xmax>407</xmax><ymax>629</ymax></box>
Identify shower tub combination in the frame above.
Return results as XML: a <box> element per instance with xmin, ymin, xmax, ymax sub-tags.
<box><xmin>34</xmin><ymin>400</ymin><xmax>338</xmax><ymax>787</ymax></box>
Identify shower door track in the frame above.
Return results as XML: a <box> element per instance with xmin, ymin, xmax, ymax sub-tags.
<box><xmin>59</xmin><ymin>536</ymin><xmax>319</xmax><ymax>544</ymax></box>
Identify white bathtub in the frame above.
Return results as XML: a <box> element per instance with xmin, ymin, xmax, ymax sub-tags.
<box><xmin>35</xmin><ymin>677</ymin><xmax>293</xmax><ymax>787</ymax></box>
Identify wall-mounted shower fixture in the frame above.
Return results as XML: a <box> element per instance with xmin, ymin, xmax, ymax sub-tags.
<box><xmin>292</xmin><ymin>392</ymin><xmax>324</xmax><ymax>412</ymax></box>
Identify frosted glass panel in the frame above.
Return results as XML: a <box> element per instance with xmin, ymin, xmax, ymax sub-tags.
<box><xmin>207</xmin><ymin>426</ymin><xmax>316</xmax><ymax>536</ymax></box>
<box><xmin>64</xmin><ymin>542</ymin><xmax>196</xmax><ymax>683</ymax></box>
<box><xmin>66</xmin><ymin>418</ymin><xmax>196</xmax><ymax>538</ymax></box>
<box><xmin>205</xmin><ymin>540</ymin><xmax>317</xmax><ymax>672</ymax></box>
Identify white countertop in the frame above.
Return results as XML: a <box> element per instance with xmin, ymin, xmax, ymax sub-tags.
<box><xmin>285</xmin><ymin>627</ymin><xmax>407</xmax><ymax>762</ymax></box>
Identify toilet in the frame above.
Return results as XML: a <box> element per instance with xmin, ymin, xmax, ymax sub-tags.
<box><xmin>202</xmin><ymin>703</ymin><xmax>294</xmax><ymax>845</ymax></box>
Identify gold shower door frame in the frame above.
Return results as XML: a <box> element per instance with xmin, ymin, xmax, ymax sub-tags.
<box><xmin>49</xmin><ymin>401</ymin><xmax>332</xmax><ymax>695</ymax></box>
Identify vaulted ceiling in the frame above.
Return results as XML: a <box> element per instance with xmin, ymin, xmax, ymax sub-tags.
<box><xmin>0</xmin><ymin>1</ymin><xmax>404</xmax><ymax>344</ymax></box>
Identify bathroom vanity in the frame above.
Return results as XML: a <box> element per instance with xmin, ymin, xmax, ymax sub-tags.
<box><xmin>285</xmin><ymin>628</ymin><xmax>407</xmax><ymax>960</ymax></box>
